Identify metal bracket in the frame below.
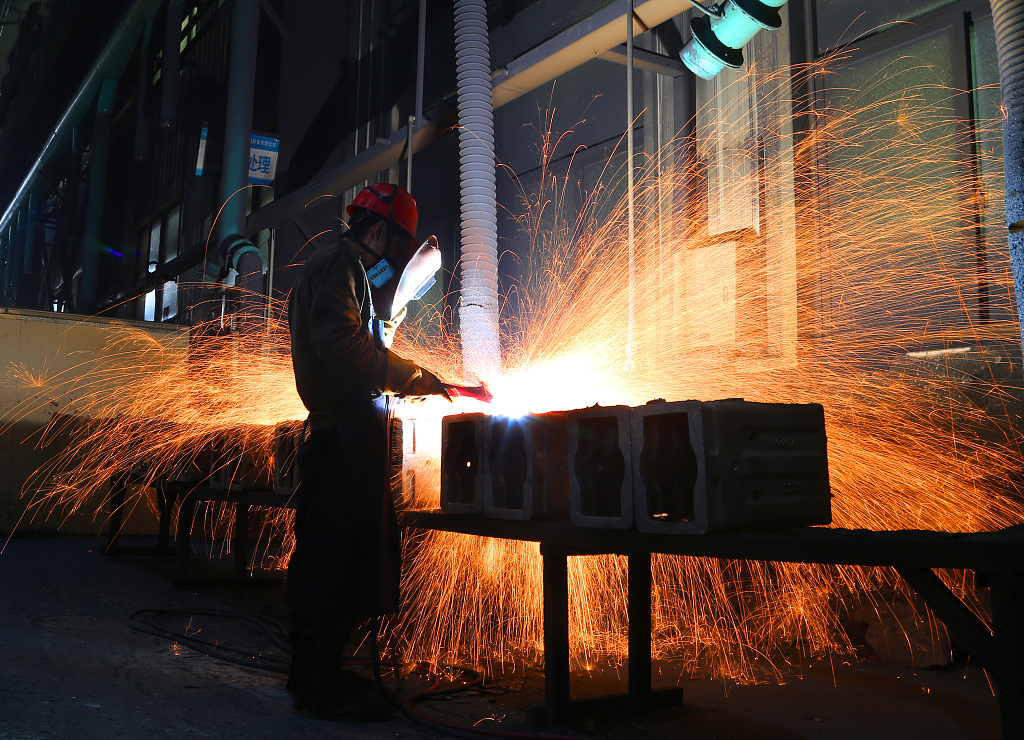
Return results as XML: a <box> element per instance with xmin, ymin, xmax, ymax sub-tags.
<box><xmin>895</xmin><ymin>566</ymin><xmax>995</xmax><ymax>664</ymax></box>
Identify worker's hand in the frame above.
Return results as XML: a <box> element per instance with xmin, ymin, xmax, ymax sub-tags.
<box><xmin>443</xmin><ymin>383</ymin><xmax>493</xmax><ymax>403</ymax></box>
<box><xmin>401</xmin><ymin>367</ymin><xmax>452</xmax><ymax>400</ymax></box>
<box><xmin>381</xmin><ymin>306</ymin><xmax>407</xmax><ymax>347</ymax></box>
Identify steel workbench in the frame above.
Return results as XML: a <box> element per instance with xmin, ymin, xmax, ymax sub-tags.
<box><xmin>403</xmin><ymin>511</ymin><xmax>1024</xmax><ymax>737</ymax></box>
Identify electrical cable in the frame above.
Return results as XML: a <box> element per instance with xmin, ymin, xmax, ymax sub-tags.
<box><xmin>401</xmin><ymin>664</ymin><xmax>582</xmax><ymax>740</ymax></box>
<box><xmin>130</xmin><ymin>607</ymin><xmax>582</xmax><ymax>739</ymax></box>
<box><xmin>127</xmin><ymin>607</ymin><xmax>292</xmax><ymax>672</ymax></box>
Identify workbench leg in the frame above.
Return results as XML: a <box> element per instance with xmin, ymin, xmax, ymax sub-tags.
<box><xmin>175</xmin><ymin>494</ymin><xmax>196</xmax><ymax>580</ymax></box>
<box><xmin>541</xmin><ymin>543</ymin><xmax>571</xmax><ymax>727</ymax></box>
<box><xmin>156</xmin><ymin>486</ymin><xmax>173</xmax><ymax>556</ymax></box>
<box><xmin>628</xmin><ymin>552</ymin><xmax>652</xmax><ymax>712</ymax></box>
<box><xmin>103</xmin><ymin>474</ymin><xmax>127</xmax><ymax>555</ymax></box>
<box><xmin>233</xmin><ymin>499</ymin><xmax>248</xmax><ymax>578</ymax></box>
<box><xmin>989</xmin><ymin>572</ymin><xmax>1024</xmax><ymax>740</ymax></box>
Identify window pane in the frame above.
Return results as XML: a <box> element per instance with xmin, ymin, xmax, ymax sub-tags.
<box><xmin>971</xmin><ymin>15</ymin><xmax>1016</xmax><ymax>325</ymax></box>
<box><xmin>161</xmin><ymin>281</ymin><xmax>178</xmax><ymax>320</ymax></box>
<box><xmin>814</xmin><ymin>0</ymin><xmax>956</xmax><ymax>55</ymax></box>
<box><xmin>818</xmin><ymin>30</ymin><xmax>978</xmax><ymax>342</ymax></box>
<box><xmin>697</xmin><ymin>65</ymin><xmax>759</xmax><ymax>237</ymax></box>
<box><xmin>144</xmin><ymin>290</ymin><xmax>156</xmax><ymax>321</ymax></box>
<box><xmin>137</xmin><ymin>231</ymin><xmax>149</xmax><ymax>279</ymax></box>
<box><xmin>164</xmin><ymin>207</ymin><xmax>180</xmax><ymax>262</ymax></box>
<box><xmin>148</xmin><ymin>222</ymin><xmax>161</xmax><ymax>272</ymax></box>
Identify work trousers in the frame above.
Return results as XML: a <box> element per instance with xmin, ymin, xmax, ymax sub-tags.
<box><xmin>286</xmin><ymin>398</ymin><xmax>400</xmax><ymax>676</ymax></box>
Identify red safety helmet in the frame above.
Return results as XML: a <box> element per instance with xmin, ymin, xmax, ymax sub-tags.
<box><xmin>346</xmin><ymin>183</ymin><xmax>418</xmax><ymax>246</ymax></box>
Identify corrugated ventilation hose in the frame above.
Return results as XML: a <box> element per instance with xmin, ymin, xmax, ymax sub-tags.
<box><xmin>454</xmin><ymin>0</ymin><xmax>501</xmax><ymax>379</ymax></box>
<box><xmin>991</xmin><ymin>0</ymin><xmax>1024</xmax><ymax>345</ymax></box>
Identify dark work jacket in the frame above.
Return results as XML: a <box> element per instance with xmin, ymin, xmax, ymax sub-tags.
<box><xmin>286</xmin><ymin>236</ymin><xmax>410</xmax><ymax>628</ymax></box>
<box><xmin>288</xmin><ymin>237</ymin><xmax>433</xmax><ymax>418</ymax></box>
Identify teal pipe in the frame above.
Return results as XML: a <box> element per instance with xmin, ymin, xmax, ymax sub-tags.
<box><xmin>217</xmin><ymin>0</ymin><xmax>260</xmax><ymax>249</ymax></box>
<box><xmin>0</xmin><ymin>0</ymin><xmax>164</xmax><ymax>238</ymax></box>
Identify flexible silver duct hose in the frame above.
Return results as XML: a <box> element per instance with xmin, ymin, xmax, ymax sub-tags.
<box><xmin>454</xmin><ymin>0</ymin><xmax>501</xmax><ymax>379</ymax></box>
<box><xmin>991</xmin><ymin>0</ymin><xmax>1024</xmax><ymax>346</ymax></box>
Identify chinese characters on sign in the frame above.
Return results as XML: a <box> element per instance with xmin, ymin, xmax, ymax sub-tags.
<box><xmin>248</xmin><ymin>135</ymin><xmax>279</xmax><ymax>185</ymax></box>
<box><xmin>195</xmin><ymin>128</ymin><xmax>279</xmax><ymax>186</ymax></box>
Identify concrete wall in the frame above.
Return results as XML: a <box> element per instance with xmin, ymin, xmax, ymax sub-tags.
<box><xmin>0</xmin><ymin>308</ymin><xmax>187</xmax><ymax>536</ymax></box>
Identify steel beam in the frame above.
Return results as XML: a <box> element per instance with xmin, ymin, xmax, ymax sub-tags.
<box><xmin>491</xmin><ymin>0</ymin><xmax>686</xmax><ymax>109</ymax></box>
<box><xmin>246</xmin><ymin>122</ymin><xmax>445</xmax><ymax>233</ymax></box>
<box><xmin>599</xmin><ymin>44</ymin><xmax>688</xmax><ymax>76</ymax></box>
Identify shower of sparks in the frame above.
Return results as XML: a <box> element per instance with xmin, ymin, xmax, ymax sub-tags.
<box><xmin>6</xmin><ymin>51</ymin><xmax>1024</xmax><ymax>682</ymax></box>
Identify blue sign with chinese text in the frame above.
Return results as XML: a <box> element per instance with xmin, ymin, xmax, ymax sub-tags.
<box><xmin>248</xmin><ymin>135</ymin><xmax>279</xmax><ymax>185</ymax></box>
<box><xmin>195</xmin><ymin>128</ymin><xmax>279</xmax><ymax>185</ymax></box>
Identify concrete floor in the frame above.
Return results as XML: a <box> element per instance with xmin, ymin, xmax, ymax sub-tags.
<box><xmin>0</xmin><ymin>535</ymin><xmax>1003</xmax><ymax>739</ymax></box>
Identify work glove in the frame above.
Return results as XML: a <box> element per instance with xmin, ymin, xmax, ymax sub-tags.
<box><xmin>402</xmin><ymin>367</ymin><xmax>452</xmax><ymax>400</ymax></box>
<box><xmin>386</xmin><ymin>353</ymin><xmax>452</xmax><ymax>400</ymax></box>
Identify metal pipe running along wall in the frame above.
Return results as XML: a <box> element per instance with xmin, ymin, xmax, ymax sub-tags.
<box><xmin>454</xmin><ymin>0</ymin><xmax>502</xmax><ymax>380</ymax></box>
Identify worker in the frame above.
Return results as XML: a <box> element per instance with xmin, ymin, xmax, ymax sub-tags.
<box><xmin>286</xmin><ymin>183</ymin><xmax>449</xmax><ymax>721</ymax></box>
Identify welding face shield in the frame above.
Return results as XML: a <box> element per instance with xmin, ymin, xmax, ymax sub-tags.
<box><xmin>392</xmin><ymin>236</ymin><xmax>441</xmax><ymax>315</ymax></box>
<box><xmin>369</xmin><ymin>235</ymin><xmax>441</xmax><ymax>322</ymax></box>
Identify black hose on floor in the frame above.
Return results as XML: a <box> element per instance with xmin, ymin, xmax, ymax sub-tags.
<box><xmin>129</xmin><ymin>608</ymin><xmax>582</xmax><ymax>739</ymax></box>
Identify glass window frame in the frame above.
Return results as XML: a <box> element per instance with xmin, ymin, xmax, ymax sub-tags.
<box><xmin>135</xmin><ymin>203</ymin><xmax>185</xmax><ymax>323</ymax></box>
<box><xmin>800</xmin><ymin>0</ymin><xmax>1006</xmax><ymax>353</ymax></box>
<box><xmin>809</xmin><ymin>0</ymin><xmax>962</xmax><ymax>57</ymax></box>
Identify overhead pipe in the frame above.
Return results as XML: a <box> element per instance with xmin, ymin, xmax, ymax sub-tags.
<box><xmin>218</xmin><ymin>0</ymin><xmax>260</xmax><ymax>247</ymax></box>
<box><xmin>79</xmin><ymin>77</ymin><xmax>119</xmax><ymax>314</ymax></box>
<box><xmin>491</xmin><ymin>0</ymin><xmax>692</xmax><ymax>109</ymax></box>
<box><xmin>0</xmin><ymin>0</ymin><xmax>164</xmax><ymax>238</ymax></box>
<box><xmin>159</xmin><ymin>0</ymin><xmax>184</xmax><ymax>127</ymax></box>
<box><xmin>453</xmin><ymin>0</ymin><xmax>501</xmax><ymax>380</ymax></box>
<box><xmin>215</xmin><ymin>0</ymin><xmax>264</xmax><ymax>324</ymax></box>
<box><xmin>991</xmin><ymin>0</ymin><xmax>1024</xmax><ymax>352</ymax></box>
<box><xmin>203</xmin><ymin>234</ymin><xmax>266</xmax><ymax>326</ymax></box>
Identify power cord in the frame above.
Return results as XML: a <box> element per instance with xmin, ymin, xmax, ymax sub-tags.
<box><xmin>127</xmin><ymin>608</ymin><xmax>291</xmax><ymax>672</ymax></box>
<box><xmin>129</xmin><ymin>608</ymin><xmax>583</xmax><ymax>739</ymax></box>
<box><xmin>400</xmin><ymin>664</ymin><xmax>580</xmax><ymax>740</ymax></box>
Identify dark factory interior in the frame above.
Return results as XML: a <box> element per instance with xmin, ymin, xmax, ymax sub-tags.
<box><xmin>1</xmin><ymin>1</ymin><xmax>1022</xmax><ymax>738</ymax></box>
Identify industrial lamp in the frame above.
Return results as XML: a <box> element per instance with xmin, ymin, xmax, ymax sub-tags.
<box><xmin>680</xmin><ymin>0</ymin><xmax>788</xmax><ymax>80</ymax></box>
